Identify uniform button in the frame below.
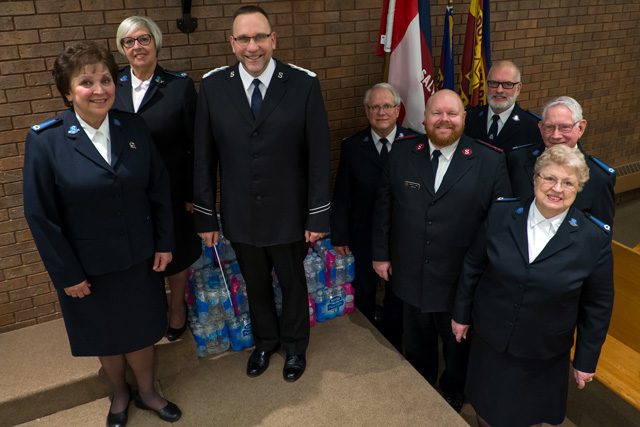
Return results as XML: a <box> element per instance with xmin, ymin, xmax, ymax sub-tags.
<box><xmin>252</xmin><ymin>131</ymin><xmax>258</xmax><ymax>137</ymax></box>
<box><xmin>426</xmin><ymin>240</ymin><xmax>431</xmax><ymax>245</ymax></box>
<box><xmin>255</xmin><ymin>195</ymin><xmax>262</xmax><ymax>201</ymax></box>
<box><xmin>424</xmin><ymin>259</ymin><xmax>430</xmax><ymax>264</ymax></box>
<box><xmin>427</xmin><ymin>221</ymin><xmax>432</xmax><ymax>225</ymax></box>
<box><xmin>514</xmin><ymin>303</ymin><xmax>519</xmax><ymax>308</ymax></box>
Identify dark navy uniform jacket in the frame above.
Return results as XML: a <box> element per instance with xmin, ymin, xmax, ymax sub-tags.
<box><xmin>192</xmin><ymin>60</ymin><xmax>331</xmax><ymax>246</ymax></box>
<box><xmin>330</xmin><ymin>126</ymin><xmax>418</xmax><ymax>255</ymax></box>
<box><xmin>507</xmin><ymin>142</ymin><xmax>616</xmax><ymax>226</ymax></box>
<box><xmin>23</xmin><ymin>109</ymin><xmax>173</xmax><ymax>290</ymax></box>
<box><xmin>453</xmin><ymin>200</ymin><xmax>613</xmax><ymax>373</ymax></box>
<box><xmin>464</xmin><ymin>102</ymin><xmax>542</xmax><ymax>152</ymax></box>
<box><xmin>372</xmin><ymin>135</ymin><xmax>512</xmax><ymax>312</ymax></box>
<box><xmin>113</xmin><ymin>65</ymin><xmax>196</xmax><ymax>203</ymax></box>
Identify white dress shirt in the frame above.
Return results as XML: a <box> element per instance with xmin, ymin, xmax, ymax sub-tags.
<box><xmin>527</xmin><ymin>201</ymin><xmax>569</xmax><ymax>263</ymax></box>
<box><xmin>487</xmin><ymin>103</ymin><xmax>516</xmax><ymax>136</ymax></box>
<box><xmin>238</xmin><ymin>58</ymin><xmax>276</xmax><ymax>106</ymax></box>
<box><xmin>371</xmin><ymin>127</ymin><xmax>398</xmax><ymax>154</ymax></box>
<box><xmin>428</xmin><ymin>139</ymin><xmax>459</xmax><ymax>192</ymax></box>
<box><xmin>76</xmin><ymin>113</ymin><xmax>111</xmax><ymax>165</ymax></box>
<box><xmin>130</xmin><ymin>71</ymin><xmax>152</xmax><ymax>113</ymax></box>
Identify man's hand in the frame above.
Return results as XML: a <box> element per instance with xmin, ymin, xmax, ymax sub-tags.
<box><xmin>305</xmin><ymin>230</ymin><xmax>325</xmax><ymax>244</ymax></box>
<box><xmin>573</xmin><ymin>368</ymin><xmax>595</xmax><ymax>390</ymax></box>
<box><xmin>64</xmin><ymin>280</ymin><xmax>92</xmax><ymax>298</ymax></box>
<box><xmin>372</xmin><ymin>261</ymin><xmax>392</xmax><ymax>281</ymax></box>
<box><xmin>199</xmin><ymin>231</ymin><xmax>219</xmax><ymax>247</ymax></box>
<box><xmin>451</xmin><ymin>319</ymin><xmax>470</xmax><ymax>343</ymax></box>
<box><xmin>184</xmin><ymin>202</ymin><xmax>194</xmax><ymax>214</ymax></box>
<box><xmin>334</xmin><ymin>245</ymin><xmax>350</xmax><ymax>256</ymax></box>
<box><xmin>153</xmin><ymin>252</ymin><xmax>173</xmax><ymax>272</ymax></box>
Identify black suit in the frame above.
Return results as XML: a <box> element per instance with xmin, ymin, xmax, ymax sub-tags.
<box><xmin>331</xmin><ymin>126</ymin><xmax>417</xmax><ymax>349</ymax></box>
<box><xmin>193</xmin><ymin>61</ymin><xmax>331</xmax><ymax>355</ymax></box>
<box><xmin>464</xmin><ymin>103</ymin><xmax>542</xmax><ymax>152</ymax></box>
<box><xmin>114</xmin><ymin>65</ymin><xmax>201</xmax><ymax>274</ymax></box>
<box><xmin>507</xmin><ymin>143</ymin><xmax>616</xmax><ymax>226</ymax></box>
<box><xmin>372</xmin><ymin>134</ymin><xmax>511</xmax><ymax>396</ymax></box>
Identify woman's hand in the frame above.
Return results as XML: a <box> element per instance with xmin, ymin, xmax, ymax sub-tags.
<box><xmin>64</xmin><ymin>280</ymin><xmax>92</xmax><ymax>298</ymax></box>
<box><xmin>451</xmin><ymin>319</ymin><xmax>469</xmax><ymax>343</ymax></box>
<box><xmin>153</xmin><ymin>252</ymin><xmax>173</xmax><ymax>272</ymax></box>
<box><xmin>372</xmin><ymin>261</ymin><xmax>392</xmax><ymax>281</ymax></box>
<box><xmin>573</xmin><ymin>368</ymin><xmax>595</xmax><ymax>389</ymax></box>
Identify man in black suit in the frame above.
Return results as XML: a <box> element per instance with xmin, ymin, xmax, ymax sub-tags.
<box><xmin>464</xmin><ymin>60</ymin><xmax>542</xmax><ymax>152</ymax></box>
<box><xmin>372</xmin><ymin>89</ymin><xmax>512</xmax><ymax>411</ymax></box>
<box><xmin>331</xmin><ymin>83</ymin><xmax>417</xmax><ymax>351</ymax></box>
<box><xmin>507</xmin><ymin>96</ymin><xmax>616</xmax><ymax>226</ymax></box>
<box><xmin>192</xmin><ymin>5</ymin><xmax>331</xmax><ymax>382</ymax></box>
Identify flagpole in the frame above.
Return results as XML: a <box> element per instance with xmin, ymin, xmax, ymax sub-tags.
<box><xmin>382</xmin><ymin>0</ymin><xmax>397</xmax><ymax>82</ymax></box>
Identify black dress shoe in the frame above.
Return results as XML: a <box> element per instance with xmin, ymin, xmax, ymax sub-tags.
<box><xmin>283</xmin><ymin>354</ymin><xmax>306</xmax><ymax>382</ymax></box>
<box><xmin>106</xmin><ymin>386</ymin><xmax>131</xmax><ymax>427</ymax></box>
<box><xmin>166</xmin><ymin>302</ymin><xmax>188</xmax><ymax>341</ymax></box>
<box><xmin>133</xmin><ymin>391</ymin><xmax>182</xmax><ymax>422</ymax></box>
<box><xmin>246</xmin><ymin>345</ymin><xmax>279</xmax><ymax>377</ymax></box>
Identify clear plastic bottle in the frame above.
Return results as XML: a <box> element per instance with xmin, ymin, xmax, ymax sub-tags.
<box><xmin>334</xmin><ymin>255</ymin><xmax>347</xmax><ymax>286</ymax></box>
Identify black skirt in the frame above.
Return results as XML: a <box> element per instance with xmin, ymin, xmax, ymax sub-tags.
<box><xmin>57</xmin><ymin>258</ymin><xmax>168</xmax><ymax>356</ymax></box>
<box><xmin>466</xmin><ymin>335</ymin><xmax>570</xmax><ymax>427</ymax></box>
<box><xmin>163</xmin><ymin>200</ymin><xmax>202</xmax><ymax>276</ymax></box>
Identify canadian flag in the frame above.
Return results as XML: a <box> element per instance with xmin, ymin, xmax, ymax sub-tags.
<box><xmin>378</xmin><ymin>0</ymin><xmax>435</xmax><ymax>134</ymax></box>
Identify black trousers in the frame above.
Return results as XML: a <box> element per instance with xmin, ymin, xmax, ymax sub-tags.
<box><xmin>403</xmin><ymin>303</ymin><xmax>469</xmax><ymax>397</ymax></box>
<box><xmin>232</xmin><ymin>240</ymin><xmax>309</xmax><ymax>355</ymax></box>
<box><xmin>352</xmin><ymin>248</ymin><xmax>403</xmax><ymax>351</ymax></box>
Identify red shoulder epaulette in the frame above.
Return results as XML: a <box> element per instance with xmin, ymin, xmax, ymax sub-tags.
<box><xmin>474</xmin><ymin>139</ymin><xmax>504</xmax><ymax>153</ymax></box>
<box><xmin>395</xmin><ymin>132</ymin><xmax>420</xmax><ymax>141</ymax></box>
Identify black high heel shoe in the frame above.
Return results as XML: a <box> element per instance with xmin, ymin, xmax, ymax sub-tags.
<box><xmin>133</xmin><ymin>391</ymin><xmax>182</xmax><ymax>422</ymax></box>
<box><xmin>166</xmin><ymin>301</ymin><xmax>188</xmax><ymax>341</ymax></box>
<box><xmin>107</xmin><ymin>385</ymin><xmax>131</xmax><ymax>427</ymax></box>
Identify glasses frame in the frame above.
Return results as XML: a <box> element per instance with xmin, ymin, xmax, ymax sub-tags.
<box><xmin>231</xmin><ymin>32</ymin><xmax>274</xmax><ymax>46</ymax></box>
<box><xmin>535</xmin><ymin>173</ymin><xmax>578</xmax><ymax>191</ymax></box>
<box><xmin>486</xmin><ymin>80</ymin><xmax>520</xmax><ymax>89</ymax></box>
<box><xmin>120</xmin><ymin>33</ymin><xmax>153</xmax><ymax>49</ymax></box>
<box><xmin>366</xmin><ymin>104</ymin><xmax>399</xmax><ymax>113</ymax></box>
<box><xmin>540</xmin><ymin>121</ymin><xmax>581</xmax><ymax>135</ymax></box>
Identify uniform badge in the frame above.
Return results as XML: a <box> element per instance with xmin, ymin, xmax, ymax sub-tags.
<box><xmin>398</xmin><ymin>132</ymin><xmax>404</xmax><ymax>138</ymax></box>
<box><xmin>129</xmin><ymin>141</ymin><xmax>137</xmax><ymax>149</ymax></box>
<box><xmin>119</xmin><ymin>74</ymin><xmax>128</xmax><ymax>82</ymax></box>
<box><xmin>230</xmin><ymin>70</ymin><xmax>235</xmax><ymax>78</ymax></box>
<box><xmin>277</xmin><ymin>72</ymin><xmax>283</xmax><ymax>79</ymax></box>
<box><xmin>67</xmin><ymin>125</ymin><xmax>80</xmax><ymax>135</ymax></box>
<box><xmin>512</xmin><ymin>115</ymin><xmax>520</xmax><ymax>122</ymax></box>
<box><xmin>154</xmin><ymin>75</ymin><xmax>164</xmax><ymax>84</ymax></box>
<box><xmin>462</xmin><ymin>148</ymin><xmax>472</xmax><ymax>156</ymax></box>
<box><xmin>415</xmin><ymin>143</ymin><xmax>425</xmax><ymax>152</ymax></box>
<box><xmin>569</xmin><ymin>218</ymin><xmax>578</xmax><ymax>227</ymax></box>
<box><xmin>516</xmin><ymin>207</ymin><xmax>524</xmax><ymax>215</ymax></box>
<box><xmin>532</xmin><ymin>149</ymin><xmax>541</xmax><ymax>157</ymax></box>
<box><xmin>404</xmin><ymin>181</ymin><xmax>421</xmax><ymax>190</ymax></box>
<box><xmin>113</xmin><ymin>118</ymin><xmax>121</xmax><ymax>127</ymax></box>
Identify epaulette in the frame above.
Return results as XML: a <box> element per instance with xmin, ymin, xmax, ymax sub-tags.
<box><xmin>510</xmin><ymin>143</ymin><xmax>535</xmax><ymax>152</ymax></box>
<box><xmin>164</xmin><ymin>69</ymin><xmax>188</xmax><ymax>78</ymax></box>
<box><xmin>288</xmin><ymin>63</ymin><xmax>317</xmax><ymax>77</ymax></box>
<box><xmin>585</xmin><ymin>212</ymin><xmax>611</xmax><ymax>234</ymax></box>
<box><xmin>524</xmin><ymin>109</ymin><xmax>542</xmax><ymax>121</ymax></box>
<box><xmin>495</xmin><ymin>197</ymin><xmax>520</xmax><ymax>202</ymax></box>
<box><xmin>203</xmin><ymin>65</ymin><xmax>229</xmax><ymax>79</ymax></box>
<box><xmin>474</xmin><ymin>139</ymin><xmax>503</xmax><ymax>153</ymax></box>
<box><xmin>395</xmin><ymin>131</ymin><xmax>420</xmax><ymax>141</ymax></box>
<box><xmin>31</xmin><ymin>117</ymin><xmax>62</xmax><ymax>133</ymax></box>
<box><xmin>588</xmin><ymin>155</ymin><xmax>616</xmax><ymax>175</ymax></box>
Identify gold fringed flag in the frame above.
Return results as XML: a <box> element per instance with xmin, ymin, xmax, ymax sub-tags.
<box><xmin>460</xmin><ymin>0</ymin><xmax>491</xmax><ymax>107</ymax></box>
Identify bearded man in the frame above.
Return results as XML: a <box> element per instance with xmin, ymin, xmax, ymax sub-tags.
<box><xmin>371</xmin><ymin>89</ymin><xmax>512</xmax><ymax>411</ymax></box>
<box><xmin>464</xmin><ymin>60</ymin><xmax>542</xmax><ymax>152</ymax></box>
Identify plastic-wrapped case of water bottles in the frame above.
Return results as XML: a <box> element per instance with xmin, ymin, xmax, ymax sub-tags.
<box><xmin>186</xmin><ymin>233</ymin><xmax>356</xmax><ymax>358</ymax></box>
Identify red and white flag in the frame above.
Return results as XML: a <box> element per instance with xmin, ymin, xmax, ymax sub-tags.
<box><xmin>378</xmin><ymin>0</ymin><xmax>435</xmax><ymax>134</ymax></box>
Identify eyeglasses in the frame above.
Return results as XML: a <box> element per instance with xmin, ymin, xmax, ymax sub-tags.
<box><xmin>121</xmin><ymin>34</ymin><xmax>153</xmax><ymax>49</ymax></box>
<box><xmin>231</xmin><ymin>33</ymin><xmax>273</xmax><ymax>46</ymax></box>
<box><xmin>367</xmin><ymin>104</ymin><xmax>398</xmax><ymax>113</ymax></box>
<box><xmin>536</xmin><ymin>174</ymin><xmax>578</xmax><ymax>191</ymax></box>
<box><xmin>486</xmin><ymin>80</ymin><xmax>520</xmax><ymax>89</ymax></box>
<box><xmin>541</xmin><ymin>122</ymin><xmax>580</xmax><ymax>135</ymax></box>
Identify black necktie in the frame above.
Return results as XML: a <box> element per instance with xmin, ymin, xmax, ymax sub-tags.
<box><xmin>431</xmin><ymin>149</ymin><xmax>441</xmax><ymax>188</ymax></box>
<box><xmin>380</xmin><ymin>138</ymin><xmax>389</xmax><ymax>164</ymax></box>
<box><xmin>488</xmin><ymin>114</ymin><xmax>500</xmax><ymax>141</ymax></box>
<box><xmin>250</xmin><ymin>79</ymin><xmax>262</xmax><ymax>118</ymax></box>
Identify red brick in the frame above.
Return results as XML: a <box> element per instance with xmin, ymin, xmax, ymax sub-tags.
<box><xmin>9</xmin><ymin>283</ymin><xmax>50</xmax><ymax>302</ymax></box>
<box><xmin>39</xmin><ymin>27</ymin><xmax>85</xmax><ymax>43</ymax></box>
<box><xmin>3</xmin><ymin>181</ymin><xmax>22</xmax><ymax>196</ymax></box>
<box><xmin>0</xmin><ymin>313</ymin><xmax>16</xmax><ymax>327</ymax></box>
<box><xmin>81</xmin><ymin>0</ymin><xmax>123</xmax><ymax>10</ymax></box>
<box><xmin>16</xmin><ymin>307</ymin><xmax>38</xmax><ymax>322</ymax></box>
<box><xmin>0</xmin><ymin>30</ymin><xmax>40</xmax><ymax>46</ymax></box>
<box><xmin>35</xmin><ymin>0</ymin><xmax>80</xmax><ymax>13</ymax></box>
<box><xmin>0</xmin><ymin>156</ymin><xmax>24</xmax><ymax>171</ymax></box>
<box><xmin>5</xmin><ymin>263</ymin><xmax>45</xmax><ymax>280</ymax></box>
<box><xmin>0</xmin><ymin>298</ymin><xmax>33</xmax><ymax>315</ymax></box>
<box><xmin>0</xmin><ymin>59</ymin><xmax>46</xmax><ymax>75</ymax></box>
<box><xmin>0</xmin><ymin>46</ymin><xmax>20</xmax><ymax>61</ymax></box>
<box><xmin>6</xmin><ymin>86</ymin><xmax>52</xmax><ymax>103</ymax></box>
<box><xmin>0</xmin><ymin>237</ymin><xmax>33</xmax><ymax>254</ymax></box>
<box><xmin>15</xmin><ymin>14</ymin><xmax>60</xmax><ymax>30</ymax></box>
<box><xmin>33</xmin><ymin>290</ymin><xmax>58</xmax><ymax>306</ymax></box>
<box><xmin>61</xmin><ymin>11</ymin><xmax>105</xmax><ymax>26</ymax></box>
<box><xmin>3</xmin><ymin>1</ymin><xmax>36</xmax><ymax>15</ymax></box>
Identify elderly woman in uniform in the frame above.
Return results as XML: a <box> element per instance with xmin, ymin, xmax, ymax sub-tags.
<box><xmin>114</xmin><ymin>16</ymin><xmax>201</xmax><ymax>342</ymax></box>
<box><xmin>23</xmin><ymin>41</ymin><xmax>182</xmax><ymax>426</ymax></box>
<box><xmin>452</xmin><ymin>144</ymin><xmax>613</xmax><ymax>427</ymax></box>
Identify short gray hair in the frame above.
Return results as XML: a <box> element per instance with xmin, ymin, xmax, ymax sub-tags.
<box><xmin>363</xmin><ymin>83</ymin><xmax>402</xmax><ymax>107</ymax></box>
<box><xmin>534</xmin><ymin>144</ymin><xmax>590</xmax><ymax>191</ymax></box>
<box><xmin>542</xmin><ymin>96</ymin><xmax>584</xmax><ymax>123</ymax></box>
<box><xmin>488</xmin><ymin>60</ymin><xmax>522</xmax><ymax>82</ymax></box>
<box><xmin>116</xmin><ymin>16</ymin><xmax>163</xmax><ymax>55</ymax></box>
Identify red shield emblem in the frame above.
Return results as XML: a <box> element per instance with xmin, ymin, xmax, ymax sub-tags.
<box><xmin>462</xmin><ymin>148</ymin><xmax>472</xmax><ymax>156</ymax></box>
<box><xmin>415</xmin><ymin>143</ymin><xmax>425</xmax><ymax>152</ymax></box>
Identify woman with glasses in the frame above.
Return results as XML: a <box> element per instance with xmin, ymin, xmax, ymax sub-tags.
<box><xmin>114</xmin><ymin>16</ymin><xmax>201</xmax><ymax>344</ymax></box>
<box><xmin>452</xmin><ymin>144</ymin><xmax>613</xmax><ymax>427</ymax></box>
<box><xmin>24</xmin><ymin>41</ymin><xmax>182</xmax><ymax>427</ymax></box>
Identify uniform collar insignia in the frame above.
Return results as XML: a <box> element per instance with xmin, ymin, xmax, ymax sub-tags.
<box><xmin>479</xmin><ymin>110</ymin><xmax>485</xmax><ymax>118</ymax></box>
<box><xmin>154</xmin><ymin>75</ymin><xmax>163</xmax><ymax>85</ymax></box>
<box><xmin>516</xmin><ymin>207</ymin><xmax>524</xmax><ymax>215</ymax></box>
<box><xmin>113</xmin><ymin>118</ymin><xmax>121</xmax><ymax>127</ymax></box>
<box><xmin>532</xmin><ymin>149</ymin><xmax>541</xmax><ymax>156</ymax></box>
<box><xmin>230</xmin><ymin>70</ymin><xmax>235</xmax><ymax>78</ymax></box>
<box><xmin>363</xmin><ymin>136</ymin><xmax>369</xmax><ymax>142</ymax></box>
<box><xmin>397</xmin><ymin>132</ymin><xmax>404</xmax><ymax>138</ymax></box>
<box><xmin>277</xmin><ymin>71</ymin><xmax>283</xmax><ymax>79</ymax></box>
<box><xmin>512</xmin><ymin>114</ymin><xmax>520</xmax><ymax>122</ymax></box>
<box><xmin>119</xmin><ymin>74</ymin><xmax>128</xmax><ymax>82</ymax></box>
<box><xmin>568</xmin><ymin>218</ymin><xmax>578</xmax><ymax>227</ymax></box>
<box><xmin>67</xmin><ymin>125</ymin><xmax>80</xmax><ymax>135</ymax></box>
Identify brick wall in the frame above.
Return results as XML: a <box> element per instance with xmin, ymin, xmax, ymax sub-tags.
<box><xmin>1</xmin><ymin>0</ymin><xmax>639</xmax><ymax>332</ymax></box>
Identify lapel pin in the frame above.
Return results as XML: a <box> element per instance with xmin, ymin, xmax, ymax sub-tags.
<box><xmin>230</xmin><ymin>71</ymin><xmax>235</xmax><ymax>78</ymax></box>
<box><xmin>398</xmin><ymin>132</ymin><xmax>404</xmax><ymax>138</ymax></box>
<box><xmin>569</xmin><ymin>218</ymin><xmax>578</xmax><ymax>227</ymax></box>
<box><xmin>154</xmin><ymin>75</ymin><xmax>164</xmax><ymax>85</ymax></box>
<box><xmin>512</xmin><ymin>114</ymin><xmax>520</xmax><ymax>122</ymax></box>
<box><xmin>532</xmin><ymin>149</ymin><xmax>541</xmax><ymax>156</ymax></box>
<box><xmin>415</xmin><ymin>142</ymin><xmax>425</xmax><ymax>152</ymax></box>
<box><xmin>114</xmin><ymin>118</ymin><xmax>121</xmax><ymax>127</ymax></box>
<box><xmin>67</xmin><ymin>125</ymin><xmax>80</xmax><ymax>135</ymax></box>
<box><xmin>278</xmin><ymin>72</ymin><xmax>283</xmax><ymax>79</ymax></box>
<box><xmin>129</xmin><ymin>141</ymin><xmax>137</xmax><ymax>149</ymax></box>
<box><xmin>488</xmin><ymin>134</ymin><xmax>495</xmax><ymax>140</ymax></box>
<box><xmin>462</xmin><ymin>148</ymin><xmax>472</xmax><ymax>156</ymax></box>
<box><xmin>516</xmin><ymin>207</ymin><xmax>524</xmax><ymax>215</ymax></box>
<box><xmin>119</xmin><ymin>74</ymin><xmax>128</xmax><ymax>82</ymax></box>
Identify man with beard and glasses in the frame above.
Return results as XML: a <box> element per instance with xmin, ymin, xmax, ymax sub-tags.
<box><xmin>464</xmin><ymin>60</ymin><xmax>542</xmax><ymax>152</ymax></box>
<box><xmin>371</xmin><ymin>89</ymin><xmax>512</xmax><ymax>412</ymax></box>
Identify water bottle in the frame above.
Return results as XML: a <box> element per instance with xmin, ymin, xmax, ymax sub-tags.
<box><xmin>346</xmin><ymin>253</ymin><xmax>356</xmax><ymax>283</ymax></box>
<box><xmin>308</xmin><ymin>293</ymin><xmax>316</xmax><ymax>327</ymax></box>
<box><xmin>228</xmin><ymin>317</ymin><xmax>244</xmax><ymax>351</ymax></box>
<box><xmin>195</xmin><ymin>288</ymin><xmax>209</xmax><ymax>322</ymax></box>
<box><xmin>239</xmin><ymin>313</ymin><xmax>255</xmax><ymax>348</ymax></box>
<box><xmin>314</xmin><ymin>288</ymin><xmax>328</xmax><ymax>323</ymax></box>
<box><xmin>314</xmin><ymin>255</ymin><xmax>327</xmax><ymax>288</ymax></box>
<box><xmin>219</xmin><ymin>287</ymin><xmax>235</xmax><ymax>321</ymax></box>
<box><xmin>343</xmin><ymin>282</ymin><xmax>355</xmax><ymax>314</ymax></box>
<box><xmin>191</xmin><ymin>322</ymin><xmax>208</xmax><ymax>358</ymax></box>
<box><xmin>325</xmin><ymin>249</ymin><xmax>337</xmax><ymax>287</ymax></box>
<box><xmin>217</xmin><ymin>318</ymin><xmax>230</xmax><ymax>352</ymax></box>
<box><xmin>334</xmin><ymin>255</ymin><xmax>347</xmax><ymax>286</ymax></box>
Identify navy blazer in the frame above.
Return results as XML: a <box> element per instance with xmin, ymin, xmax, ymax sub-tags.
<box><xmin>372</xmin><ymin>135</ymin><xmax>512</xmax><ymax>312</ymax></box>
<box><xmin>113</xmin><ymin>65</ymin><xmax>196</xmax><ymax>202</ymax></box>
<box><xmin>330</xmin><ymin>126</ymin><xmax>418</xmax><ymax>254</ymax></box>
<box><xmin>453</xmin><ymin>200</ymin><xmax>613</xmax><ymax>373</ymax></box>
<box><xmin>23</xmin><ymin>109</ymin><xmax>173</xmax><ymax>289</ymax></box>
<box><xmin>464</xmin><ymin>102</ymin><xmax>542</xmax><ymax>152</ymax></box>
<box><xmin>507</xmin><ymin>143</ymin><xmax>616</xmax><ymax>226</ymax></box>
<box><xmin>192</xmin><ymin>61</ymin><xmax>331</xmax><ymax>246</ymax></box>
